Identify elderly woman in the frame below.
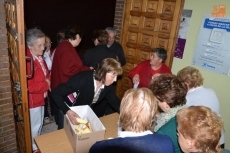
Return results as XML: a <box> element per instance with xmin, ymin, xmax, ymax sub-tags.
<box><xmin>26</xmin><ymin>28</ymin><xmax>50</xmax><ymax>153</ymax></box>
<box><xmin>51</xmin><ymin>25</ymin><xmax>90</xmax><ymax>129</ymax></box>
<box><xmin>176</xmin><ymin>106</ymin><xmax>224</xmax><ymax>153</ymax></box>
<box><xmin>129</xmin><ymin>48</ymin><xmax>172</xmax><ymax>88</ymax></box>
<box><xmin>89</xmin><ymin>88</ymin><xmax>175</xmax><ymax>153</ymax></box>
<box><xmin>51</xmin><ymin>58</ymin><xmax>122</xmax><ymax>125</ymax></box>
<box><xmin>177</xmin><ymin>66</ymin><xmax>225</xmax><ymax>147</ymax></box>
<box><xmin>43</xmin><ymin>35</ymin><xmax>53</xmax><ymax>71</ymax></box>
<box><xmin>149</xmin><ymin>74</ymin><xmax>187</xmax><ymax>153</ymax></box>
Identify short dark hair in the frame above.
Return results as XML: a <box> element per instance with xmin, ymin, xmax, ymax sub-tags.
<box><xmin>65</xmin><ymin>25</ymin><xmax>84</xmax><ymax>40</ymax></box>
<box><xmin>149</xmin><ymin>74</ymin><xmax>187</xmax><ymax>108</ymax></box>
<box><xmin>153</xmin><ymin>48</ymin><xmax>167</xmax><ymax>63</ymax></box>
<box><xmin>56</xmin><ymin>29</ymin><xmax>65</xmax><ymax>44</ymax></box>
<box><xmin>92</xmin><ymin>29</ymin><xmax>108</xmax><ymax>45</ymax></box>
<box><xmin>94</xmin><ymin>58</ymin><xmax>122</xmax><ymax>83</ymax></box>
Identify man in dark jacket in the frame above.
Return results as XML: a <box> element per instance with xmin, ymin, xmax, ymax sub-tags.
<box><xmin>105</xmin><ymin>27</ymin><xmax>126</xmax><ymax>66</ymax></box>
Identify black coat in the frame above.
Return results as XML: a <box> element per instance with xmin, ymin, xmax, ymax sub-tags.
<box><xmin>51</xmin><ymin>70</ymin><xmax>120</xmax><ymax>117</ymax></box>
<box><xmin>109</xmin><ymin>41</ymin><xmax>126</xmax><ymax>66</ymax></box>
<box><xmin>83</xmin><ymin>45</ymin><xmax>116</xmax><ymax>69</ymax></box>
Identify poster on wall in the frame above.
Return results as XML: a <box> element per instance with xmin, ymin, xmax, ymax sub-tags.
<box><xmin>192</xmin><ymin>15</ymin><xmax>230</xmax><ymax>76</ymax></box>
<box><xmin>174</xmin><ymin>9</ymin><xmax>193</xmax><ymax>59</ymax></box>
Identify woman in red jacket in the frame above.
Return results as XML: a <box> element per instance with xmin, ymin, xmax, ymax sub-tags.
<box><xmin>51</xmin><ymin>25</ymin><xmax>90</xmax><ymax>129</ymax></box>
<box><xmin>26</xmin><ymin>28</ymin><xmax>50</xmax><ymax>153</ymax></box>
<box><xmin>128</xmin><ymin>48</ymin><xmax>172</xmax><ymax>88</ymax></box>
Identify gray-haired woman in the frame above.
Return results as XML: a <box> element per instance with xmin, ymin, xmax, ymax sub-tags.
<box><xmin>26</xmin><ymin>28</ymin><xmax>50</xmax><ymax>153</ymax></box>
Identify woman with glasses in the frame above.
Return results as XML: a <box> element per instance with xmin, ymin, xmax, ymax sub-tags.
<box><xmin>129</xmin><ymin>48</ymin><xmax>172</xmax><ymax>88</ymax></box>
<box><xmin>43</xmin><ymin>35</ymin><xmax>53</xmax><ymax>72</ymax></box>
<box><xmin>26</xmin><ymin>28</ymin><xmax>50</xmax><ymax>153</ymax></box>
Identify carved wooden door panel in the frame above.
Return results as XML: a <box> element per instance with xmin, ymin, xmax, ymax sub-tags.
<box><xmin>5</xmin><ymin>0</ymin><xmax>32</xmax><ymax>152</ymax></box>
<box><xmin>116</xmin><ymin>0</ymin><xmax>184</xmax><ymax>98</ymax></box>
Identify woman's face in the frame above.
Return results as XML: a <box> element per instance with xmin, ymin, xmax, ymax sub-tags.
<box><xmin>104</xmin><ymin>72</ymin><xmax>117</xmax><ymax>86</ymax></box>
<box><xmin>157</xmin><ymin>100</ymin><xmax>170</xmax><ymax>112</ymax></box>
<box><xmin>45</xmin><ymin>37</ymin><xmax>51</xmax><ymax>51</ymax></box>
<box><xmin>150</xmin><ymin>52</ymin><xmax>162</xmax><ymax>67</ymax></box>
<box><xmin>72</xmin><ymin>34</ymin><xmax>82</xmax><ymax>47</ymax></box>
<box><xmin>29</xmin><ymin>37</ymin><xmax>45</xmax><ymax>56</ymax></box>
<box><xmin>94</xmin><ymin>38</ymin><xmax>99</xmax><ymax>46</ymax></box>
<box><xmin>177</xmin><ymin>130</ymin><xmax>190</xmax><ymax>153</ymax></box>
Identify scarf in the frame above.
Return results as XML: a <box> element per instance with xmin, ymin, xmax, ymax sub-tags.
<box><xmin>154</xmin><ymin>104</ymin><xmax>187</xmax><ymax>132</ymax></box>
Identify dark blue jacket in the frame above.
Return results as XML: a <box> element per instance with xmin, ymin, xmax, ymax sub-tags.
<box><xmin>89</xmin><ymin>134</ymin><xmax>175</xmax><ymax>153</ymax></box>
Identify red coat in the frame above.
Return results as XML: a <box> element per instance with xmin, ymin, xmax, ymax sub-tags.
<box><xmin>51</xmin><ymin>40</ymin><xmax>90</xmax><ymax>90</ymax></box>
<box><xmin>128</xmin><ymin>60</ymin><xmax>172</xmax><ymax>88</ymax></box>
<box><xmin>26</xmin><ymin>47</ymin><xmax>50</xmax><ymax>108</ymax></box>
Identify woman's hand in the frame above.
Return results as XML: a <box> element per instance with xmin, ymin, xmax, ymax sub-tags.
<box><xmin>133</xmin><ymin>74</ymin><xmax>140</xmax><ymax>84</ymax></box>
<box><xmin>152</xmin><ymin>73</ymin><xmax>160</xmax><ymax>79</ymax></box>
<box><xmin>66</xmin><ymin>110</ymin><xmax>80</xmax><ymax>125</ymax></box>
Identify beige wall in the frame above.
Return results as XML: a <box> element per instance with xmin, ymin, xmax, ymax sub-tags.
<box><xmin>172</xmin><ymin>0</ymin><xmax>230</xmax><ymax>149</ymax></box>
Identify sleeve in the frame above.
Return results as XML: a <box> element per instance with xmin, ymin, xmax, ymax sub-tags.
<box><xmin>51</xmin><ymin>73</ymin><xmax>84</xmax><ymax>114</ymax></box>
<box><xmin>116</xmin><ymin>44</ymin><xmax>126</xmax><ymax>66</ymax></box>
<box><xmin>128</xmin><ymin>61</ymin><xmax>145</xmax><ymax>79</ymax></box>
<box><xmin>26</xmin><ymin>59</ymin><xmax>49</xmax><ymax>93</ymax></box>
<box><xmin>82</xmin><ymin>50</ymin><xmax>91</xmax><ymax>67</ymax></box>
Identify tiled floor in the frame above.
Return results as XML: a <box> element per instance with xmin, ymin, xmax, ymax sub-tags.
<box><xmin>41</xmin><ymin>101</ymin><xmax>58</xmax><ymax>134</ymax></box>
<box><xmin>41</xmin><ymin>117</ymin><xmax>58</xmax><ymax>135</ymax></box>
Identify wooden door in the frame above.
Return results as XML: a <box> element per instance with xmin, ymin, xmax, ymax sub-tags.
<box><xmin>5</xmin><ymin>0</ymin><xmax>32</xmax><ymax>152</ymax></box>
<box><xmin>117</xmin><ymin>0</ymin><xmax>184</xmax><ymax>98</ymax></box>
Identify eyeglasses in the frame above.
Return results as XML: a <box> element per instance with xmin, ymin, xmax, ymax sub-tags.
<box><xmin>34</xmin><ymin>44</ymin><xmax>45</xmax><ymax>49</ymax></box>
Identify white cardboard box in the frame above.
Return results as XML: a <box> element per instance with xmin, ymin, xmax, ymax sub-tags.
<box><xmin>64</xmin><ymin>105</ymin><xmax>105</xmax><ymax>153</ymax></box>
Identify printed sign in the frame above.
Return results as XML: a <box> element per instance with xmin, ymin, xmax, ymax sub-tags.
<box><xmin>192</xmin><ymin>15</ymin><xmax>230</xmax><ymax>76</ymax></box>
